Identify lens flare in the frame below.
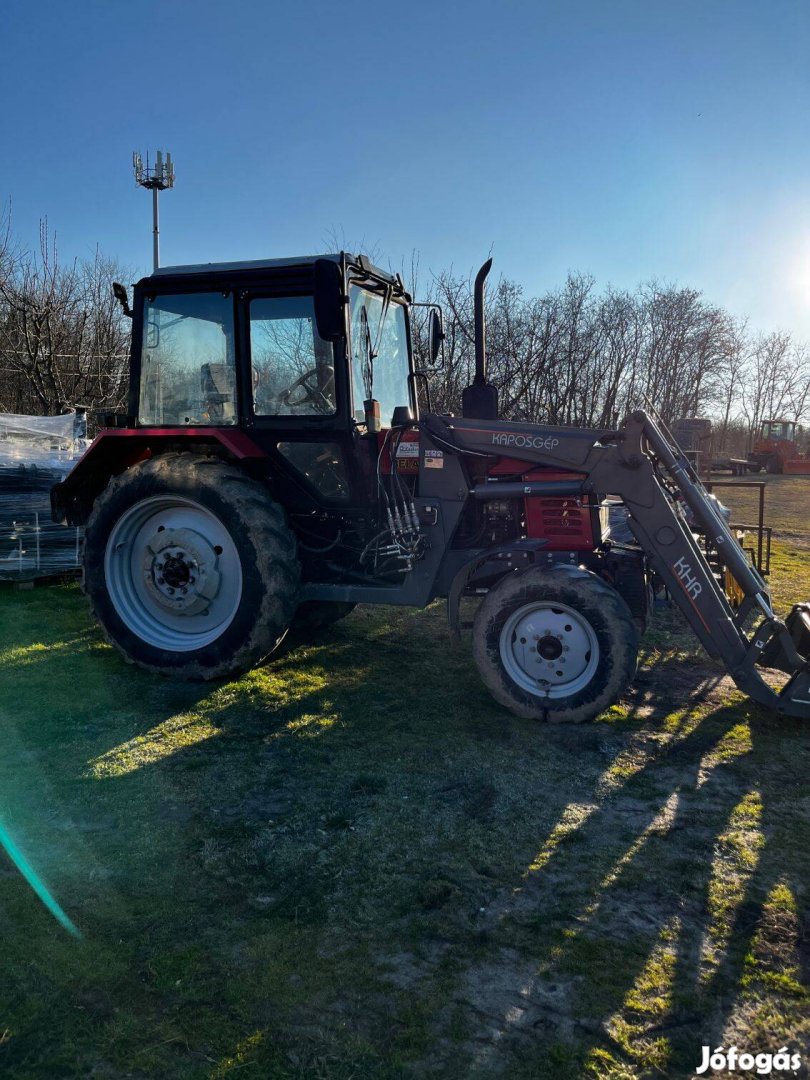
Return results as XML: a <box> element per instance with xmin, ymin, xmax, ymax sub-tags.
<box><xmin>0</xmin><ymin>818</ymin><xmax>80</xmax><ymax>938</ymax></box>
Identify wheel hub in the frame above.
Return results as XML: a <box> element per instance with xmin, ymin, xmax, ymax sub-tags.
<box><xmin>105</xmin><ymin>495</ymin><xmax>243</xmax><ymax>653</ymax></box>
<box><xmin>141</xmin><ymin>526</ymin><xmax>222</xmax><ymax>615</ymax></box>
<box><xmin>158</xmin><ymin>551</ymin><xmax>193</xmax><ymax>589</ymax></box>
<box><xmin>499</xmin><ymin>601</ymin><xmax>600</xmax><ymax>699</ymax></box>
<box><xmin>536</xmin><ymin>634</ymin><xmax>563</xmax><ymax>661</ymax></box>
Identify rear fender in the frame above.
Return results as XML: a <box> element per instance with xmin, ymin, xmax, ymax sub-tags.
<box><xmin>51</xmin><ymin>427</ymin><xmax>266</xmax><ymax>525</ymax></box>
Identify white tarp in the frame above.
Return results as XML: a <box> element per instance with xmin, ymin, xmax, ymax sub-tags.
<box><xmin>0</xmin><ymin>410</ymin><xmax>86</xmax><ymax>470</ymax></box>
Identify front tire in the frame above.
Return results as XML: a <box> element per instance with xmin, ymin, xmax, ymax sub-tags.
<box><xmin>472</xmin><ymin>566</ymin><xmax>638</xmax><ymax>723</ymax></box>
<box><xmin>84</xmin><ymin>454</ymin><xmax>300</xmax><ymax>680</ymax></box>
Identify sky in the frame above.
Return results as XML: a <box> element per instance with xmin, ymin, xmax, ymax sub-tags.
<box><xmin>2</xmin><ymin>0</ymin><xmax>810</xmax><ymax>336</ymax></box>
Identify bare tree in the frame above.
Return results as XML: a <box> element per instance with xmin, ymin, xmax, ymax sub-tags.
<box><xmin>0</xmin><ymin>221</ymin><xmax>131</xmax><ymax>416</ymax></box>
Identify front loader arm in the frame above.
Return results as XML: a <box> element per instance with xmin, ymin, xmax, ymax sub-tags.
<box><xmin>590</xmin><ymin>412</ymin><xmax>810</xmax><ymax>716</ymax></box>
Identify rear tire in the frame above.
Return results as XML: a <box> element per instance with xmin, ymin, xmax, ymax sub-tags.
<box><xmin>472</xmin><ymin>566</ymin><xmax>638</xmax><ymax>723</ymax></box>
<box><xmin>84</xmin><ymin>454</ymin><xmax>300</xmax><ymax>680</ymax></box>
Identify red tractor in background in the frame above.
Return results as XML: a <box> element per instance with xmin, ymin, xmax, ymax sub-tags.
<box><xmin>748</xmin><ymin>419</ymin><xmax>810</xmax><ymax>475</ymax></box>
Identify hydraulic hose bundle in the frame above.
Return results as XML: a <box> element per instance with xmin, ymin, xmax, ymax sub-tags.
<box><xmin>361</xmin><ymin>427</ymin><xmax>424</xmax><ymax>576</ymax></box>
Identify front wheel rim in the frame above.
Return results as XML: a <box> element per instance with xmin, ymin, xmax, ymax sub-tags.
<box><xmin>499</xmin><ymin>600</ymin><xmax>600</xmax><ymax>699</ymax></box>
<box><xmin>104</xmin><ymin>495</ymin><xmax>243</xmax><ymax>652</ymax></box>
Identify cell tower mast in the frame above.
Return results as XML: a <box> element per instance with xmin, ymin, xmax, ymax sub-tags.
<box><xmin>133</xmin><ymin>150</ymin><xmax>175</xmax><ymax>271</ymax></box>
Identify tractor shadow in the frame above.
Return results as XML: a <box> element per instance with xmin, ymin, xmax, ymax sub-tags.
<box><xmin>447</xmin><ymin>675</ymin><xmax>810</xmax><ymax>1076</ymax></box>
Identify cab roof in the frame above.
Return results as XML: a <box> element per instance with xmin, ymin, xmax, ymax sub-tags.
<box><xmin>147</xmin><ymin>253</ymin><xmax>399</xmax><ymax>285</ymax></box>
<box><xmin>150</xmin><ymin>254</ymin><xmax>341</xmax><ymax>277</ymax></box>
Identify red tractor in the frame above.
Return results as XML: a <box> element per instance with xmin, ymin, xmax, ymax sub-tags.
<box><xmin>748</xmin><ymin>419</ymin><xmax>810</xmax><ymax>475</ymax></box>
<box><xmin>52</xmin><ymin>254</ymin><xmax>810</xmax><ymax>722</ymax></box>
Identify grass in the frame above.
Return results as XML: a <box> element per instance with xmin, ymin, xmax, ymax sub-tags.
<box><xmin>0</xmin><ymin>475</ymin><xmax>809</xmax><ymax>1078</ymax></box>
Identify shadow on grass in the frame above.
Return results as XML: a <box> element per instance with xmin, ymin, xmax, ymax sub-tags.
<box><xmin>0</xmin><ymin>587</ymin><xmax>807</xmax><ymax>1078</ymax></box>
<box><xmin>457</xmin><ymin>674</ymin><xmax>810</xmax><ymax>1077</ymax></box>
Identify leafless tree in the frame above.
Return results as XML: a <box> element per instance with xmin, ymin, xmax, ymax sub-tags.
<box><xmin>0</xmin><ymin>220</ymin><xmax>131</xmax><ymax>417</ymax></box>
<box><xmin>415</xmin><ymin>267</ymin><xmax>765</xmax><ymax>435</ymax></box>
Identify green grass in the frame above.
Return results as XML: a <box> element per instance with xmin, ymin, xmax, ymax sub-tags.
<box><xmin>1</xmin><ymin>482</ymin><xmax>809</xmax><ymax>1078</ymax></box>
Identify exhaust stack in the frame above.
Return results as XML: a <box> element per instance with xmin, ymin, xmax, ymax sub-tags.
<box><xmin>462</xmin><ymin>258</ymin><xmax>499</xmax><ymax>420</ymax></box>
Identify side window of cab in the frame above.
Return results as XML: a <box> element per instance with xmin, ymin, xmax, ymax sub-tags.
<box><xmin>249</xmin><ymin>296</ymin><xmax>336</xmax><ymax>417</ymax></box>
<box><xmin>139</xmin><ymin>291</ymin><xmax>236</xmax><ymax>426</ymax></box>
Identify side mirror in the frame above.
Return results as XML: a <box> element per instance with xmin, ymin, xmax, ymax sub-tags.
<box><xmin>428</xmin><ymin>307</ymin><xmax>445</xmax><ymax>367</ymax></box>
<box><xmin>112</xmin><ymin>281</ymin><xmax>133</xmax><ymax>319</ymax></box>
<box><xmin>313</xmin><ymin>259</ymin><xmax>345</xmax><ymax>342</ymax></box>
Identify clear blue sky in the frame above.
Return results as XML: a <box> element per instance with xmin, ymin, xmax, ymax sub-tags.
<box><xmin>2</xmin><ymin>0</ymin><xmax>809</xmax><ymax>335</ymax></box>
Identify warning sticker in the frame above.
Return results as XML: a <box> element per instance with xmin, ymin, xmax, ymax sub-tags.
<box><xmin>424</xmin><ymin>449</ymin><xmax>444</xmax><ymax>469</ymax></box>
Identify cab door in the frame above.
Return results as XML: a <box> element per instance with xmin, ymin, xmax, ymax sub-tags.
<box><xmin>242</xmin><ymin>291</ymin><xmax>359</xmax><ymax>509</ymax></box>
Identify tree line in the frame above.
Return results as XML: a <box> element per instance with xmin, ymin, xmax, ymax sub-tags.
<box><xmin>1</xmin><ymin>213</ymin><xmax>807</xmax><ymax>455</ymax></box>
<box><xmin>411</xmin><ymin>264</ymin><xmax>810</xmax><ymax>455</ymax></box>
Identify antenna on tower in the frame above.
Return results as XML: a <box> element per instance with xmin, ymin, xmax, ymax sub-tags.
<box><xmin>133</xmin><ymin>150</ymin><xmax>175</xmax><ymax>271</ymax></box>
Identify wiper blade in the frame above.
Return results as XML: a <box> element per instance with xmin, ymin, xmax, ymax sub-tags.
<box><xmin>370</xmin><ymin>285</ymin><xmax>393</xmax><ymax>360</ymax></box>
<box><xmin>359</xmin><ymin>304</ymin><xmax>374</xmax><ymax>399</ymax></box>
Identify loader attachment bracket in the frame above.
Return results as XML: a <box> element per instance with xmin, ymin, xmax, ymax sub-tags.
<box><xmin>603</xmin><ymin>410</ymin><xmax>810</xmax><ymax>719</ymax></box>
<box><xmin>759</xmin><ymin>604</ymin><xmax>810</xmax><ymax>673</ymax></box>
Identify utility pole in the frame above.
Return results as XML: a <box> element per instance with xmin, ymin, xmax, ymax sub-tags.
<box><xmin>133</xmin><ymin>150</ymin><xmax>175</xmax><ymax>271</ymax></box>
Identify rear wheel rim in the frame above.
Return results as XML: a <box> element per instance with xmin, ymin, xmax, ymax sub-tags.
<box><xmin>499</xmin><ymin>600</ymin><xmax>600</xmax><ymax>699</ymax></box>
<box><xmin>104</xmin><ymin>495</ymin><xmax>243</xmax><ymax>652</ymax></box>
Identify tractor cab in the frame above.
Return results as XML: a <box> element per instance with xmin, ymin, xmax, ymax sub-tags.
<box><xmin>759</xmin><ymin>419</ymin><xmax>796</xmax><ymax>443</ymax></box>
<box><xmin>133</xmin><ymin>254</ymin><xmax>417</xmax><ymax>431</ymax></box>
<box><xmin>120</xmin><ymin>254</ymin><xmax>427</xmax><ymax>512</ymax></box>
<box><xmin>749</xmin><ymin>418</ymin><xmax>801</xmax><ymax>473</ymax></box>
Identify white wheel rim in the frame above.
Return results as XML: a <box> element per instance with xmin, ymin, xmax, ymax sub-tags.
<box><xmin>499</xmin><ymin>600</ymin><xmax>600</xmax><ymax>699</ymax></box>
<box><xmin>104</xmin><ymin>495</ymin><xmax>243</xmax><ymax>652</ymax></box>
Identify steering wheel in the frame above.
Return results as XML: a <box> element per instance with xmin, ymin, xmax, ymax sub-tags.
<box><xmin>277</xmin><ymin>365</ymin><xmax>335</xmax><ymax>412</ymax></box>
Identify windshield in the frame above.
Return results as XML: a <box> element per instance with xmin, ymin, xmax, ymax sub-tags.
<box><xmin>138</xmin><ymin>292</ymin><xmax>236</xmax><ymax>426</ymax></box>
<box><xmin>764</xmin><ymin>421</ymin><xmax>792</xmax><ymax>439</ymax></box>
<box><xmin>349</xmin><ymin>285</ymin><xmax>411</xmax><ymax>427</ymax></box>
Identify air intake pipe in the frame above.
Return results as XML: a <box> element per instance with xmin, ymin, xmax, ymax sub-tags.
<box><xmin>462</xmin><ymin>258</ymin><xmax>499</xmax><ymax>420</ymax></box>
